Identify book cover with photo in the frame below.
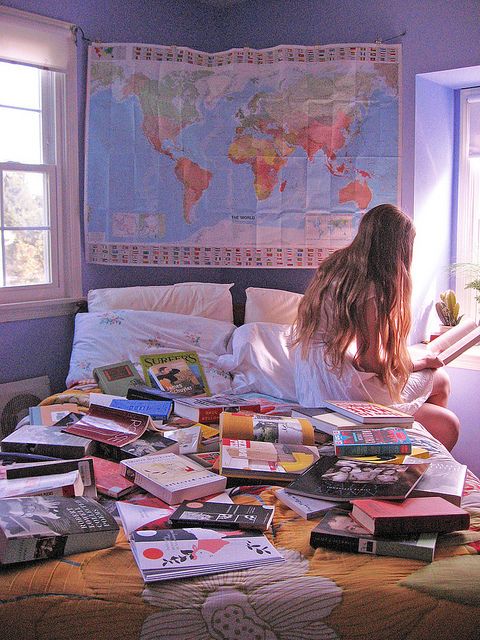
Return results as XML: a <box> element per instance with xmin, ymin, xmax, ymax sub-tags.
<box><xmin>220</xmin><ymin>440</ymin><xmax>320</xmax><ymax>483</ymax></box>
<box><xmin>409</xmin><ymin>461</ymin><xmax>467</xmax><ymax>506</ymax></box>
<box><xmin>139</xmin><ymin>351</ymin><xmax>210</xmax><ymax>396</ymax></box>
<box><xmin>220</xmin><ymin>412</ymin><xmax>315</xmax><ymax>445</ymax></box>
<box><xmin>0</xmin><ymin>496</ymin><xmax>119</xmax><ymax>565</ymax></box>
<box><xmin>322</xmin><ymin>401</ymin><xmax>414</xmax><ymax>425</ymax></box>
<box><xmin>285</xmin><ymin>457</ymin><xmax>428</xmax><ymax>502</ymax></box>
<box><xmin>310</xmin><ymin>508</ymin><xmax>438</xmax><ymax>562</ymax></box>
<box><xmin>1</xmin><ymin>424</ymin><xmax>95</xmax><ymax>459</ymax></box>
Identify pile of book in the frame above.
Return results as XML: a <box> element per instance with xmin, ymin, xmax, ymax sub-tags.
<box><xmin>0</xmin><ymin>348</ymin><xmax>472</xmax><ymax>572</ymax></box>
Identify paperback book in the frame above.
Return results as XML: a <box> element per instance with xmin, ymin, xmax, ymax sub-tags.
<box><xmin>109</xmin><ymin>399</ymin><xmax>174</xmax><ymax>422</ymax></box>
<box><xmin>90</xmin><ymin>456</ymin><xmax>136</xmax><ymax>499</ymax></box>
<box><xmin>220</xmin><ymin>412</ymin><xmax>315</xmax><ymax>446</ymax></box>
<box><xmin>120</xmin><ymin>452</ymin><xmax>227</xmax><ymax>504</ymax></box>
<box><xmin>168</xmin><ymin>499</ymin><xmax>275</xmax><ymax>531</ymax></box>
<box><xmin>291</xmin><ymin>407</ymin><xmax>359</xmax><ymax>435</ymax></box>
<box><xmin>333</xmin><ymin>427</ymin><xmax>412</xmax><ymax>457</ymax></box>
<box><xmin>409</xmin><ymin>461</ymin><xmax>467</xmax><ymax>506</ymax></box>
<box><xmin>350</xmin><ymin>496</ymin><xmax>471</xmax><ymax>535</ymax></box>
<box><xmin>128</xmin><ymin>526</ymin><xmax>284</xmax><ymax>582</ymax></box>
<box><xmin>284</xmin><ymin>457</ymin><xmax>427</xmax><ymax>502</ymax></box>
<box><xmin>63</xmin><ymin>403</ymin><xmax>158</xmax><ymax>447</ymax></box>
<box><xmin>3</xmin><ymin>458</ymin><xmax>97</xmax><ymax>498</ymax></box>
<box><xmin>427</xmin><ymin>317</ymin><xmax>480</xmax><ymax>365</ymax></box>
<box><xmin>139</xmin><ymin>351</ymin><xmax>210</xmax><ymax>396</ymax></box>
<box><xmin>28</xmin><ymin>403</ymin><xmax>82</xmax><ymax>427</ymax></box>
<box><xmin>92</xmin><ymin>360</ymin><xmax>144</xmax><ymax>396</ymax></box>
<box><xmin>162</xmin><ymin>424</ymin><xmax>202</xmax><ymax>454</ymax></box>
<box><xmin>0</xmin><ymin>470</ymin><xmax>85</xmax><ymax>499</ymax></box>
<box><xmin>322</xmin><ymin>401</ymin><xmax>414</xmax><ymax>425</ymax></box>
<box><xmin>310</xmin><ymin>508</ymin><xmax>438</xmax><ymax>562</ymax></box>
<box><xmin>126</xmin><ymin>383</ymin><xmax>175</xmax><ymax>402</ymax></box>
<box><xmin>275</xmin><ymin>488</ymin><xmax>343</xmax><ymax>520</ymax></box>
<box><xmin>0</xmin><ymin>496</ymin><xmax>119</xmax><ymax>565</ymax></box>
<box><xmin>173</xmin><ymin>395</ymin><xmax>262</xmax><ymax>424</ymax></box>
<box><xmin>219</xmin><ymin>439</ymin><xmax>320</xmax><ymax>483</ymax></box>
<box><xmin>1</xmin><ymin>424</ymin><xmax>95</xmax><ymax>459</ymax></box>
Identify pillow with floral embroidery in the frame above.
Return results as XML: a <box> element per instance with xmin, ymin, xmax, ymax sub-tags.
<box><xmin>66</xmin><ymin>309</ymin><xmax>235</xmax><ymax>394</ymax></box>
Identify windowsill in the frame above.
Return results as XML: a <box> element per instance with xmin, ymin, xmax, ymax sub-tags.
<box><xmin>412</xmin><ymin>343</ymin><xmax>480</xmax><ymax>371</ymax></box>
<box><xmin>0</xmin><ymin>297</ymin><xmax>85</xmax><ymax>323</ymax></box>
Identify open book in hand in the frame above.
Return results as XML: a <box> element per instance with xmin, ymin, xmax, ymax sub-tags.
<box><xmin>428</xmin><ymin>318</ymin><xmax>480</xmax><ymax>365</ymax></box>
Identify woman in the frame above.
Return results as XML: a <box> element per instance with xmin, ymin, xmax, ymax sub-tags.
<box><xmin>292</xmin><ymin>204</ymin><xmax>459</xmax><ymax>451</ymax></box>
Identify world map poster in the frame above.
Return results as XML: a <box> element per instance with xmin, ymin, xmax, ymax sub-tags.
<box><xmin>85</xmin><ymin>43</ymin><xmax>401</xmax><ymax>268</ymax></box>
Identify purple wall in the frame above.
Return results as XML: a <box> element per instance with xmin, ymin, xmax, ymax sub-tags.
<box><xmin>1</xmin><ymin>2</ymin><xmax>480</xmax><ymax>405</ymax></box>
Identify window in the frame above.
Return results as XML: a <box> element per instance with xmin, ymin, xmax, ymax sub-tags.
<box><xmin>0</xmin><ymin>7</ymin><xmax>81</xmax><ymax>322</ymax></box>
<box><xmin>456</xmin><ymin>87</ymin><xmax>480</xmax><ymax>320</ymax></box>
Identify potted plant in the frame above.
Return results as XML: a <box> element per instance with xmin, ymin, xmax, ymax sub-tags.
<box><xmin>450</xmin><ymin>262</ymin><xmax>480</xmax><ymax>318</ymax></box>
<box><xmin>435</xmin><ymin>289</ymin><xmax>463</xmax><ymax>328</ymax></box>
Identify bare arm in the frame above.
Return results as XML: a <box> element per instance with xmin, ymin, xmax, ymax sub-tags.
<box><xmin>355</xmin><ymin>296</ymin><xmax>384</xmax><ymax>374</ymax></box>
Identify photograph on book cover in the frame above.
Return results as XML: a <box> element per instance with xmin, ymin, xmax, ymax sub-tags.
<box><xmin>85</xmin><ymin>43</ymin><xmax>400</xmax><ymax>268</ymax></box>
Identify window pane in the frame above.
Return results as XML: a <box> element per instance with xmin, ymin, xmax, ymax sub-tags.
<box><xmin>0</xmin><ymin>106</ymin><xmax>42</xmax><ymax>163</ymax></box>
<box><xmin>3</xmin><ymin>229</ymin><xmax>50</xmax><ymax>286</ymax></box>
<box><xmin>3</xmin><ymin>171</ymin><xmax>48</xmax><ymax>227</ymax></box>
<box><xmin>469</xmin><ymin>100</ymin><xmax>480</xmax><ymax>156</ymax></box>
<box><xmin>0</xmin><ymin>61</ymin><xmax>41</xmax><ymax>110</ymax></box>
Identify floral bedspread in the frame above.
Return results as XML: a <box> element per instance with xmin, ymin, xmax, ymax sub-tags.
<box><xmin>1</xmin><ymin>394</ymin><xmax>480</xmax><ymax>640</ymax></box>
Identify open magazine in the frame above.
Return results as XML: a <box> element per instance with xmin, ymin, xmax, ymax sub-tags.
<box><xmin>428</xmin><ymin>318</ymin><xmax>480</xmax><ymax>364</ymax></box>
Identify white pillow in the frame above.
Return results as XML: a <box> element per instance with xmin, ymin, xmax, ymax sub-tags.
<box><xmin>244</xmin><ymin>287</ymin><xmax>303</xmax><ymax>324</ymax></box>
<box><xmin>87</xmin><ymin>282</ymin><xmax>234</xmax><ymax>323</ymax></box>
<box><xmin>217</xmin><ymin>322</ymin><xmax>296</xmax><ymax>401</ymax></box>
<box><xmin>66</xmin><ymin>309</ymin><xmax>236</xmax><ymax>394</ymax></box>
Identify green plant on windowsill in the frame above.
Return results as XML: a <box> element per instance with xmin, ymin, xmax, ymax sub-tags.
<box><xmin>435</xmin><ymin>289</ymin><xmax>463</xmax><ymax>326</ymax></box>
<box><xmin>450</xmin><ymin>262</ymin><xmax>480</xmax><ymax>314</ymax></box>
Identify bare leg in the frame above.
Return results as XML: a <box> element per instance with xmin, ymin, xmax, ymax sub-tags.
<box><xmin>413</xmin><ymin>403</ymin><xmax>459</xmax><ymax>451</ymax></box>
<box><xmin>413</xmin><ymin>368</ymin><xmax>459</xmax><ymax>451</ymax></box>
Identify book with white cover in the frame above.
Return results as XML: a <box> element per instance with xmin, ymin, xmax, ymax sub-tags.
<box><xmin>409</xmin><ymin>461</ymin><xmax>467</xmax><ymax>506</ymax></box>
<box><xmin>129</xmin><ymin>526</ymin><xmax>284</xmax><ymax>582</ymax></box>
<box><xmin>427</xmin><ymin>318</ymin><xmax>480</xmax><ymax>364</ymax></box>
<box><xmin>120</xmin><ymin>452</ymin><xmax>227</xmax><ymax>504</ymax></box>
<box><xmin>275</xmin><ymin>488</ymin><xmax>342</xmax><ymax>520</ymax></box>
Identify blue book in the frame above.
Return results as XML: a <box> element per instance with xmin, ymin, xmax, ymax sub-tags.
<box><xmin>110</xmin><ymin>399</ymin><xmax>173</xmax><ymax>422</ymax></box>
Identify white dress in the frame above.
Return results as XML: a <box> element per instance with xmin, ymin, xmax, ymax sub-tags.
<box><xmin>293</xmin><ymin>291</ymin><xmax>434</xmax><ymax>415</ymax></box>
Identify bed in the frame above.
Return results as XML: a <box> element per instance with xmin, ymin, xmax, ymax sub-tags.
<box><xmin>1</xmin><ymin>282</ymin><xmax>480</xmax><ymax>640</ymax></box>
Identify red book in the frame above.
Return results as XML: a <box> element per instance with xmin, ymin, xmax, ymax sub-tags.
<box><xmin>90</xmin><ymin>456</ymin><xmax>135</xmax><ymax>499</ymax></box>
<box><xmin>351</xmin><ymin>496</ymin><xmax>470</xmax><ymax>536</ymax></box>
<box><xmin>173</xmin><ymin>395</ymin><xmax>262</xmax><ymax>424</ymax></box>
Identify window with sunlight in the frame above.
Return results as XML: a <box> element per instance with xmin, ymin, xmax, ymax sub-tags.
<box><xmin>0</xmin><ymin>7</ymin><xmax>81</xmax><ymax>321</ymax></box>
<box><xmin>456</xmin><ymin>87</ymin><xmax>480</xmax><ymax>321</ymax></box>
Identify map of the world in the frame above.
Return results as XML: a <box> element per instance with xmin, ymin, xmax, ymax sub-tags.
<box><xmin>85</xmin><ymin>43</ymin><xmax>401</xmax><ymax>268</ymax></box>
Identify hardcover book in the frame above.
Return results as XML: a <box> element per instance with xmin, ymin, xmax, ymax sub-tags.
<box><xmin>350</xmin><ymin>496</ymin><xmax>471</xmax><ymax>536</ymax></box>
<box><xmin>168</xmin><ymin>499</ymin><xmax>275</xmax><ymax>531</ymax></box>
<box><xmin>220</xmin><ymin>412</ymin><xmax>315</xmax><ymax>445</ymax></box>
<box><xmin>139</xmin><ymin>351</ymin><xmax>210</xmax><ymax>396</ymax></box>
<box><xmin>63</xmin><ymin>403</ymin><xmax>157</xmax><ymax>447</ymax></box>
<box><xmin>120</xmin><ymin>452</ymin><xmax>227</xmax><ymax>505</ymax></box>
<box><xmin>173</xmin><ymin>395</ymin><xmax>262</xmax><ymax>424</ymax></box>
<box><xmin>219</xmin><ymin>439</ymin><xmax>320</xmax><ymax>483</ymax></box>
<box><xmin>110</xmin><ymin>398</ymin><xmax>174</xmax><ymax>422</ymax></box>
<box><xmin>1</xmin><ymin>424</ymin><xmax>95</xmax><ymax>459</ymax></box>
<box><xmin>322</xmin><ymin>401</ymin><xmax>414</xmax><ymax>425</ymax></box>
<box><xmin>333</xmin><ymin>427</ymin><xmax>412</xmax><ymax>456</ymax></box>
<box><xmin>408</xmin><ymin>461</ymin><xmax>467</xmax><ymax>506</ymax></box>
<box><xmin>128</xmin><ymin>526</ymin><xmax>284</xmax><ymax>582</ymax></box>
<box><xmin>92</xmin><ymin>360</ymin><xmax>143</xmax><ymax>396</ymax></box>
<box><xmin>310</xmin><ymin>508</ymin><xmax>438</xmax><ymax>562</ymax></box>
<box><xmin>0</xmin><ymin>496</ymin><xmax>119</xmax><ymax>565</ymax></box>
<box><xmin>284</xmin><ymin>457</ymin><xmax>427</xmax><ymax>502</ymax></box>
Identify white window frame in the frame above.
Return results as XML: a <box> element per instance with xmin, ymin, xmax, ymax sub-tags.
<box><xmin>0</xmin><ymin>7</ymin><xmax>82</xmax><ymax>323</ymax></box>
<box><xmin>456</xmin><ymin>87</ymin><xmax>480</xmax><ymax>321</ymax></box>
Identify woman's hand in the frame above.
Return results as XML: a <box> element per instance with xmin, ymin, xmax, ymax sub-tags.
<box><xmin>411</xmin><ymin>354</ymin><xmax>444</xmax><ymax>372</ymax></box>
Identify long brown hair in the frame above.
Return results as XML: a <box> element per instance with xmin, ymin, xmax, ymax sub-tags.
<box><xmin>292</xmin><ymin>204</ymin><xmax>415</xmax><ymax>402</ymax></box>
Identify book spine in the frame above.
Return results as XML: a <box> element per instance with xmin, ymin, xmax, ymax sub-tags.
<box><xmin>310</xmin><ymin>531</ymin><xmax>359</xmax><ymax>552</ymax></box>
<box><xmin>335</xmin><ymin>443</ymin><xmax>411</xmax><ymax>456</ymax></box>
